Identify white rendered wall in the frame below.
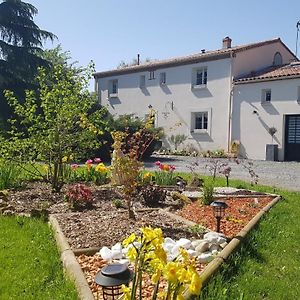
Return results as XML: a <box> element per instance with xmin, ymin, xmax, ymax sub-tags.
<box><xmin>232</xmin><ymin>78</ymin><xmax>300</xmax><ymax>161</ymax></box>
<box><xmin>98</xmin><ymin>58</ymin><xmax>232</xmax><ymax>152</ymax></box>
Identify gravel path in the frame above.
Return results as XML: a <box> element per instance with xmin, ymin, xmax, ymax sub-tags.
<box><xmin>144</xmin><ymin>155</ymin><xmax>300</xmax><ymax>192</ymax></box>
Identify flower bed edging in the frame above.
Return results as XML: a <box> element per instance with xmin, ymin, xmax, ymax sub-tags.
<box><xmin>199</xmin><ymin>195</ymin><xmax>281</xmax><ymax>286</ymax></box>
<box><xmin>49</xmin><ymin>215</ymin><xmax>94</xmax><ymax>300</ymax></box>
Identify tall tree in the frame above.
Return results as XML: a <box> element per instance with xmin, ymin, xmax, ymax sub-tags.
<box><xmin>0</xmin><ymin>0</ymin><xmax>56</xmax><ymax>119</ymax></box>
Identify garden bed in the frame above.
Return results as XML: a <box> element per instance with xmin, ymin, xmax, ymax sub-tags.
<box><xmin>5</xmin><ymin>182</ymin><xmax>277</xmax><ymax>248</ymax></box>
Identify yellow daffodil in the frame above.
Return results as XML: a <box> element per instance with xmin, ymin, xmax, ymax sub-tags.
<box><xmin>62</xmin><ymin>156</ymin><xmax>68</xmax><ymax>163</ymax></box>
<box><xmin>189</xmin><ymin>273</ymin><xmax>202</xmax><ymax>295</ymax></box>
<box><xmin>151</xmin><ymin>269</ymin><xmax>161</xmax><ymax>283</ymax></box>
<box><xmin>95</xmin><ymin>163</ymin><xmax>108</xmax><ymax>173</ymax></box>
<box><xmin>164</xmin><ymin>262</ymin><xmax>179</xmax><ymax>283</ymax></box>
<box><xmin>121</xmin><ymin>284</ymin><xmax>131</xmax><ymax>300</ymax></box>
<box><xmin>126</xmin><ymin>246</ymin><xmax>137</xmax><ymax>261</ymax></box>
<box><xmin>122</xmin><ymin>233</ymin><xmax>136</xmax><ymax>247</ymax></box>
<box><xmin>143</xmin><ymin>172</ymin><xmax>153</xmax><ymax>179</ymax></box>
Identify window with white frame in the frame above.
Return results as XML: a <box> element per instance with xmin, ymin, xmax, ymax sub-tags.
<box><xmin>192</xmin><ymin>67</ymin><xmax>207</xmax><ymax>88</ymax></box>
<box><xmin>108</xmin><ymin>79</ymin><xmax>118</xmax><ymax>97</ymax></box>
<box><xmin>192</xmin><ymin>111</ymin><xmax>208</xmax><ymax>132</ymax></box>
<box><xmin>149</xmin><ymin>71</ymin><xmax>155</xmax><ymax>80</ymax></box>
<box><xmin>140</xmin><ymin>75</ymin><xmax>146</xmax><ymax>88</ymax></box>
<box><xmin>261</xmin><ymin>89</ymin><xmax>271</xmax><ymax>103</ymax></box>
<box><xmin>160</xmin><ymin>72</ymin><xmax>166</xmax><ymax>85</ymax></box>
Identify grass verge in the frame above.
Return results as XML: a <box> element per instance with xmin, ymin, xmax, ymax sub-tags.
<box><xmin>0</xmin><ymin>216</ymin><xmax>77</xmax><ymax>299</ymax></box>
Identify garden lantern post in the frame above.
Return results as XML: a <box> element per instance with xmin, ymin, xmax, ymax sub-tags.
<box><xmin>95</xmin><ymin>263</ymin><xmax>132</xmax><ymax>300</ymax></box>
<box><xmin>210</xmin><ymin>201</ymin><xmax>228</xmax><ymax>233</ymax></box>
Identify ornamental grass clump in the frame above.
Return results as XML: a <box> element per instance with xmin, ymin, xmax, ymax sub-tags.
<box><xmin>154</xmin><ymin>161</ymin><xmax>177</xmax><ymax>186</ymax></box>
<box><xmin>65</xmin><ymin>183</ymin><xmax>93</xmax><ymax>210</ymax></box>
<box><xmin>122</xmin><ymin>227</ymin><xmax>202</xmax><ymax>299</ymax></box>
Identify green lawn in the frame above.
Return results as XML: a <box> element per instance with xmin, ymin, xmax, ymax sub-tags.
<box><xmin>0</xmin><ymin>216</ymin><xmax>77</xmax><ymax>300</ymax></box>
<box><xmin>194</xmin><ymin>178</ymin><xmax>300</xmax><ymax>300</ymax></box>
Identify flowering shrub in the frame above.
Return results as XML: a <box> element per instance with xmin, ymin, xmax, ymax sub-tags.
<box><xmin>153</xmin><ymin>161</ymin><xmax>177</xmax><ymax>186</ymax></box>
<box><xmin>122</xmin><ymin>227</ymin><xmax>202</xmax><ymax>299</ymax></box>
<box><xmin>65</xmin><ymin>184</ymin><xmax>93</xmax><ymax>209</ymax></box>
<box><xmin>83</xmin><ymin>158</ymin><xmax>109</xmax><ymax>185</ymax></box>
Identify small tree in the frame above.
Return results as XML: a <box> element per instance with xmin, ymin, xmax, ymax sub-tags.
<box><xmin>268</xmin><ymin>126</ymin><xmax>277</xmax><ymax>144</ymax></box>
<box><xmin>1</xmin><ymin>62</ymin><xmax>107</xmax><ymax>192</ymax></box>
<box><xmin>110</xmin><ymin>131</ymin><xmax>142</xmax><ymax>219</ymax></box>
<box><xmin>169</xmin><ymin>134</ymin><xmax>187</xmax><ymax>150</ymax></box>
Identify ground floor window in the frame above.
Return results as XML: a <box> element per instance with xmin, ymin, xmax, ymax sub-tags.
<box><xmin>192</xmin><ymin>111</ymin><xmax>209</xmax><ymax>132</ymax></box>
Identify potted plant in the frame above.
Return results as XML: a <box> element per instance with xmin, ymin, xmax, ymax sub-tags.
<box><xmin>266</xmin><ymin>126</ymin><xmax>278</xmax><ymax>161</ymax></box>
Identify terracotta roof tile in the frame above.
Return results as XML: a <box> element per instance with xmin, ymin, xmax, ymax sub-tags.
<box><xmin>94</xmin><ymin>38</ymin><xmax>285</xmax><ymax>78</ymax></box>
<box><xmin>235</xmin><ymin>62</ymin><xmax>300</xmax><ymax>83</ymax></box>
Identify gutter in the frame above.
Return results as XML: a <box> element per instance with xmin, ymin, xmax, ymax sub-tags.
<box><xmin>234</xmin><ymin>74</ymin><xmax>300</xmax><ymax>85</ymax></box>
<box><xmin>227</xmin><ymin>52</ymin><xmax>234</xmax><ymax>153</ymax></box>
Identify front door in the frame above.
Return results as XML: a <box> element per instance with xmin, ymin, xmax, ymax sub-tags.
<box><xmin>285</xmin><ymin>114</ymin><xmax>300</xmax><ymax>161</ymax></box>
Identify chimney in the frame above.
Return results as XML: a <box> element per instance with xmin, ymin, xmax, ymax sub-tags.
<box><xmin>222</xmin><ymin>36</ymin><xmax>232</xmax><ymax>49</ymax></box>
<box><xmin>201</xmin><ymin>49</ymin><xmax>206</xmax><ymax>53</ymax></box>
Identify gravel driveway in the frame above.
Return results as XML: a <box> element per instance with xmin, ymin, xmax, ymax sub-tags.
<box><xmin>144</xmin><ymin>155</ymin><xmax>300</xmax><ymax>192</ymax></box>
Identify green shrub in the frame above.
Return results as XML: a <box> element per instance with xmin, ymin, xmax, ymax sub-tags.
<box><xmin>112</xmin><ymin>199</ymin><xmax>124</xmax><ymax>209</ymax></box>
<box><xmin>202</xmin><ymin>181</ymin><xmax>214</xmax><ymax>205</ymax></box>
<box><xmin>0</xmin><ymin>162</ymin><xmax>21</xmax><ymax>189</ymax></box>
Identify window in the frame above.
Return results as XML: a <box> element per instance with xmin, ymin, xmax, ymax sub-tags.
<box><xmin>273</xmin><ymin>52</ymin><xmax>282</xmax><ymax>66</ymax></box>
<box><xmin>297</xmin><ymin>86</ymin><xmax>300</xmax><ymax>104</ymax></box>
<box><xmin>262</xmin><ymin>89</ymin><xmax>271</xmax><ymax>103</ymax></box>
<box><xmin>192</xmin><ymin>67</ymin><xmax>207</xmax><ymax>89</ymax></box>
<box><xmin>108</xmin><ymin>79</ymin><xmax>118</xmax><ymax>98</ymax></box>
<box><xmin>191</xmin><ymin>111</ymin><xmax>208</xmax><ymax>133</ymax></box>
<box><xmin>149</xmin><ymin>71</ymin><xmax>155</xmax><ymax>80</ymax></box>
<box><xmin>140</xmin><ymin>75</ymin><xmax>146</xmax><ymax>88</ymax></box>
<box><xmin>160</xmin><ymin>72</ymin><xmax>166</xmax><ymax>85</ymax></box>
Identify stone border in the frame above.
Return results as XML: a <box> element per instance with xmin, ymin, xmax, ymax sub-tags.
<box><xmin>49</xmin><ymin>215</ymin><xmax>94</xmax><ymax>300</ymax></box>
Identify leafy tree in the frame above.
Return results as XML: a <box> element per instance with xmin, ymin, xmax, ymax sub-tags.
<box><xmin>1</xmin><ymin>58</ymin><xmax>109</xmax><ymax>192</ymax></box>
<box><xmin>0</xmin><ymin>0</ymin><xmax>56</xmax><ymax>119</ymax></box>
<box><xmin>117</xmin><ymin>57</ymin><xmax>156</xmax><ymax>69</ymax></box>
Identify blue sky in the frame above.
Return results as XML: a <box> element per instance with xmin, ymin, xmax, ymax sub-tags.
<box><xmin>29</xmin><ymin>0</ymin><xmax>300</xmax><ymax>88</ymax></box>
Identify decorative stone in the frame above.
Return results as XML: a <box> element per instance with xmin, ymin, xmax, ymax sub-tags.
<box><xmin>191</xmin><ymin>239</ymin><xmax>205</xmax><ymax>249</ymax></box>
<box><xmin>187</xmin><ymin>249</ymin><xmax>197</xmax><ymax>257</ymax></box>
<box><xmin>195</xmin><ymin>242</ymin><xmax>210</xmax><ymax>255</ymax></box>
<box><xmin>204</xmin><ymin>232</ymin><xmax>226</xmax><ymax>244</ymax></box>
<box><xmin>197</xmin><ymin>252</ymin><xmax>213</xmax><ymax>263</ymax></box>
<box><xmin>99</xmin><ymin>246</ymin><xmax>113</xmax><ymax>261</ymax></box>
<box><xmin>220</xmin><ymin>242</ymin><xmax>228</xmax><ymax>249</ymax></box>
<box><xmin>209</xmin><ymin>244</ymin><xmax>220</xmax><ymax>252</ymax></box>
<box><xmin>175</xmin><ymin>238</ymin><xmax>191</xmax><ymax>249</ymax></box>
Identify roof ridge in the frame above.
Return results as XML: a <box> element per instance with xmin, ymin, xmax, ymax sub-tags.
<box><xmin>94</xmin><ymin>38</ymin><xmax>285</xmax><ymax>78</ymax></box>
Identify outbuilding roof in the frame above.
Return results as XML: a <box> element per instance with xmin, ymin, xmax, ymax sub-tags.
<box><xmin>94</xmin><ymin>38</ymin><xmax>292</xmax><ymax>78</ymax></box>
<box><xmin>234</xmin><ymin>62</ymin><xmax>300</xmax><ymax>84</ymax></box>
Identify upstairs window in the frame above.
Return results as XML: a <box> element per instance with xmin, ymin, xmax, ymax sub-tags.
<box><xmin>108</xmin><ymin>79</ymin><xmax>118</xmax><ymax>98</ymax></box>
<box><xmin>160</xmin><ymin>72</ymin><xmax>166</xmax><ymax>85</ymax></box>
<box><xmin>140</xmin><ymin>75</ymin><xmax>146</xmax><ymax>88</ymax></box>
<box><xmin>192</xmin><ymin>67</ymin><xmax>207</xmax><ymax>89</ymax></box>
<box><xmin>262</xmin><ymin>89</ymin><xmax>271</xmax><ymax>103</ymax></box>
<box><xmin>149</xmin><ymin>71</ymin><xmax>155</xmax><ymax>80</ymax></box>
<box><xmin>273</xmin><ymin>52</ymin><xmax>282</xmax><ymax>66</ymax></box>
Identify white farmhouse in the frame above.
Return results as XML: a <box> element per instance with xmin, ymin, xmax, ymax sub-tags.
<box><xmin>94</xmin><ymin>37</ymin><xmax>300</xmax><ymax>161</ymax></box>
